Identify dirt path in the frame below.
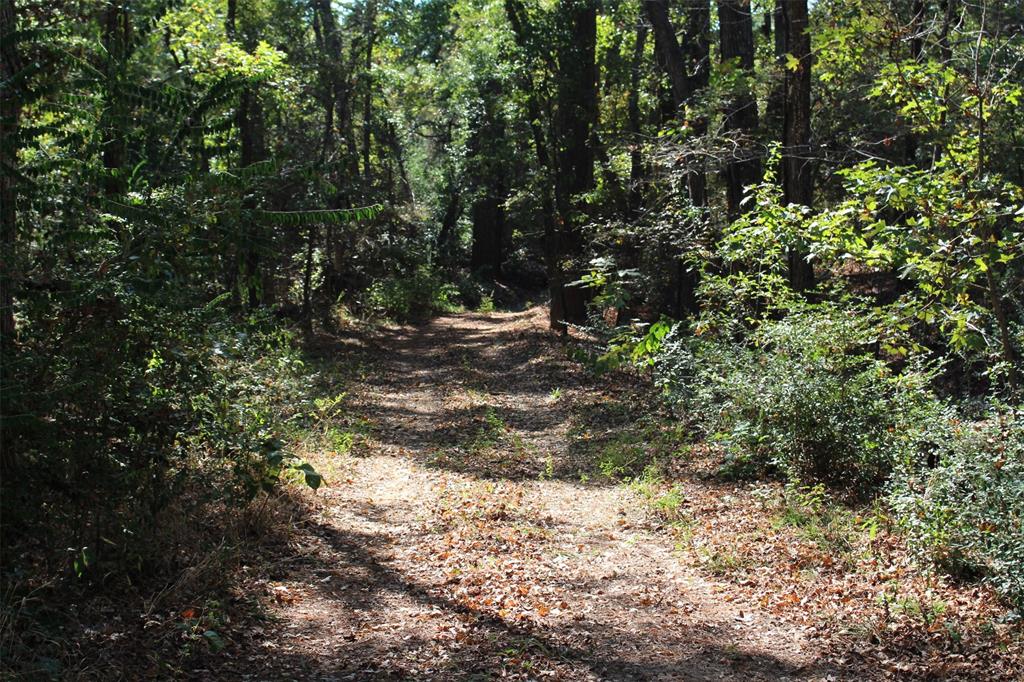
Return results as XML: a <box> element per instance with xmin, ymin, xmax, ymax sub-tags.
<box><xmin>226</xmin><ymin>310</ymin><xmax>834</xmax><ymax>681</ymax></box>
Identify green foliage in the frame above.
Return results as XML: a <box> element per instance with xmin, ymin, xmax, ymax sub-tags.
<box><xmin>2</xmin><ymin>306</ymin><xmax>321</xmax><ymax>575</ymax></box>
<box><xmin>890</xmin><ymin>409</ymin><xmax>1024</xmax><ymax>611</ymax></box>
<box><xmin>806</xmin><ymin>160</ymin><xmax>1024</xmax><ymax>382</ymax></box>
<box><xmin>360</xmin><ymin>266</ymin><xmax>462</xmax><ymax>321</ymax></box>
<box><xmin>657</xmin><ymin>302</ymin><xmax>946</xmax><ymax>492</ymax></box>
<box><xmin>630</xmin><ymin>465</ymin><xmax>689</xmax><ymax>524</ymax></box>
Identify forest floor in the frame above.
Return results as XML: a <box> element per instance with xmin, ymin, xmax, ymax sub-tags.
<box><xmin>78</xmin><ymin>307</ymin><xmax>1022</xmax><ymax>680</ymax></box>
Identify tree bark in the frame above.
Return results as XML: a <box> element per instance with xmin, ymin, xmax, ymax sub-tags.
<box><xmin>553</xmin><ymin>0</ymin><xmax>598</xmax><ymax>326</ymax></box>
<box><xmin>718</xmin><ymin>0</ymin><xmax>761</xmax><ymax>222</ymax></box>
<box><xmin>780</xmin><ymin>0</ymin><xmax>814</xmax><ymax>291</ymax></box>
<box><xmin>469</xmin><ymin>80</ymin><xmax>507</xmax><ymax>278</ymax></box>
<box><xmin>645</xmin><ymin>0</ymin><xmax>710</xmax><ymax>316</ymax></box>
<box><xmin>361</xmin><ymin>0</ymin><xmax>377</xmax><ymax>183</ymax></box>
<box><xmin>101</xmin><ymin>1</ymin><xmax>130</xmax><ymax>197</ymax></box>
<box><xmin>766</xmin><ymin>0</ymin><xmax>786</xmax><ymax>140</ymax></box>
<box><xmin>644</xmin><ymin>0</ymin><xmax>690</xmax><ymax>111</ymax></box>
<box><xmin>229</xmin><ymin>0</ymin><xmax>268</xmax><ymax>308</ymax></box>
<box><xmin>504</xmin><ymin>0</ymin><xmax>568</xmax><ymax>329</ymax></box>
<box><xmin>627</xmin><ymin>23</ymin><xmax>648</xmax><ymax>215</ymax></box>
<box><xmin>0</xmin><ymin>0</ymin><xmax>21</xmax><ymax>344</ymax></box>
<box><xmin>904</xmin><ymin>0</ymin><xmax>925</xmax><ymax>165</ymax></box>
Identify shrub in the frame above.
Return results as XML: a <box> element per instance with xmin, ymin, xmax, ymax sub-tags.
<box><xmin>890</xmin><ymin>409</ymin><xmax>1024</xmax><ymax>611</ymax></box>
<box><xmin>361</xmin><ymin>266</ymin><xmax>461</xmax><ymax>321</ymax></box>
<box><xmin>1</xmin><ymin>303</ymin><xmax>319</xmax><ymax>579</ymax></box>
<box><xmin>656</xmin><ymin>302</ymin><xmax>945</xmax><ymax>493</ymax></box>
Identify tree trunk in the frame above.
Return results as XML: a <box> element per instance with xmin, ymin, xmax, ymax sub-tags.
<box><xmin>766</xmin><ymin>0</ymin><xmax>786</xmax><ymax>140</ymax></box>
<box><xmin>470</xmin><ymin>197</ymin><xmax>505</xmax><ymax>277</ymax></box>
<box><xmin>436</xmin><ymin>190</ymin><xmax>461</xmax><ymax>256</ymax></box>
<box><xmin>504</xmin><ymin>0</ymin><xmax>566</xmax><ymax>329</ymax></box>
<box><xmin>553</xmin><ymin>0</ymin><xmax>598</xmax><ymax>326</ymax></box>
<box><xmin>229</xmin><ymin>0</ymin><xmax>268</xmax><ymax>308</ymax></box>
<box><xmin>644</xmin><ymin>0</ymin><xmax>690</xmax><ymax>111</ymax></box>
<box><xmin>718</xmin><ymin>0</ymin><xmax>761</xmax><ymax>222</ymax></box>
<box><xmin>780</xmin><ymin>0</ymin><xmax>814</xmax><ymax>291</ymax></box>
<box><xmin>468</xmin><ymin>80</ymin><xmax>507</xmax><ymax>278</ymax></box>
<box><xmin>0</xmin><ymin>0</ymin><xmax>21</xmax><ymax>345</ymax></box>
<box><xmin>101</xmin><ymin>1</ymin><xmax>130</xmax><ymax>197</ymax></box>
<box><xmin>645</xmin><ymin>0</ymin><xmax>709</xmax><ymax>316</ymax></box>
<box><xmin>627</xmin><ymin>23</ymin><xmax>648</xmax><ymax>215</ymax></box>
<box><xmin>301</xmin><ymin>223</ymin><xmax>316</xmax><ymax>335</ymax></box>
<box><xmin>904</xmin><ymin>0</ymin><xmax>925</xmax><ymax>165</ymax></box>
<box><xmin>361</xmin><ymin>0</ymin><xmax>377</xmax><ymax>183</ymax></box>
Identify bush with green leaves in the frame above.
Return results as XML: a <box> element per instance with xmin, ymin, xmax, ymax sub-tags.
<box><xmin>890</xmin><ymin>409</ymin><xmax>1024</xmax><ymax>611</ymax></box>
<box><xmin>360</xmin><ymin>266</ymin><xmax>461</xmax><ymax>321</ymax></box>
<box><xmin>655</xmin><ymin>302</ymin><xmax>946</xmax><ymax>493</ymax></box>
<box><xmin>1</xmin><ymin>300</ymin><xmax>320</xmax><ymax>578</ymax></box>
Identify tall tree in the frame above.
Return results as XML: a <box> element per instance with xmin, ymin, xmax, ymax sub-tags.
<box><xmin>627</xmin><ymin>21</ymin><xmax>648</xmax><ymax>215</ymax></box>
<box><xmin>504</xmin><ymin>0</ymin><xmax>564</xmax><ymax>330</ymax></box>
<box><xmin>780</xmin><ymin>0</ymin><xmax>814</xmax><ymax>290</ymax></box>
<box><xmin>469</xmin><ymin>79</ymin><xmax>508</xmax><ymax>278</ymax></box>
<box><xmin>645</xmin><ymin>0</ymin><xmax>710</xmax><ymax>315</ymax></box>
<box><xmin>0</xmin><ymin>0</ymin><xmax>21</xmax><ymax>343</ymax></box>
<box><xmin>227</xmin><ymin>0</ymin><xmax>269</xmax><ymax>307</ymax></box>
<box><xmin>551</xmin><ymin>0</ymin><xmax>598</xmax><ymax>327</ymax></box>
<box><xmin>718</xmin><ymin>0</ymin><xmax>761</xmax><ymax>221</ymax></box>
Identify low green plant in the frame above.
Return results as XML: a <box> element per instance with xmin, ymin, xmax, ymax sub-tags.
<box><xmin>774</xmin><ymin>482</ymin><xmax>860</xmax><ymax>562</ymax></box>
<box><xmin>361</xmin><ymin>266</ymin><xmax>461</xmax><ymax>321</ymax></box>
<box><xmin>631</xmin><ymin>467</ymin><xmax>688</xmax><ymax>523</ymax></box>
<box><xmin>890</xmin><ymin>408</ymin><xmax>1024</xmax><ymax>611</ymax></box>
<box><xmin>477</xmin><ymin>294</ymin><xmax>496</xmax><ymax>313</ymax></box>
<box><xmin>656</xmin><ymin>301</ymin><xmax>946</xmax><ymax>494</ymax></box>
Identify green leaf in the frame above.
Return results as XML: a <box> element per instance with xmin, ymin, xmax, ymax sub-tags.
<box><xmin>203</xmin><ymin>630</ymin><xmax>226</xmax><ymax>652</ymax></box>
<box><xmin>296</xmin><ymin>462</ymin><xmax>322</xmax><ymax>490</ymax></box>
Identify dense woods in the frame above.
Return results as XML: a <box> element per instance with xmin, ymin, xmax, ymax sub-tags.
<box><xmin>1</xmin><ymin>0</ymin><xmax>1023</xmax><ymax>678</ymax></box>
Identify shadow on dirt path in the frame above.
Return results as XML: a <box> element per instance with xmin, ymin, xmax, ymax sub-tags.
<box><xmin>211</xmin><ymin>309</ymin><xmax>837</xmax><ymax>681</ymax></box>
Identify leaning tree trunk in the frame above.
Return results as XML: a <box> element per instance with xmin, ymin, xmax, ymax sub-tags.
<box><xmin>781</xmin><ymin>0</ymin><xmax>814</xmax><ymax>291</ymax></box>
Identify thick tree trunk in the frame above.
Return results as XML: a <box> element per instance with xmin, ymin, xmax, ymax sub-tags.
<box><xmin>780</xmin><ymin>0</ymin><xmax>814</xmax><ymax>291</ymax></box>
<box><xmin>238</xmin><ymin>89</ymin><xmax>267</xmax><ymax>307</ymax></box>
<box><xmin>553</xmin><ymin>0</ymin><xmax>598</xmax><ymax>326</ymax></box>
<box><xmin>470</xmin><ymin>197</ymin><xmax>505</xmax><ymax>277</ymax></box>
<box><xmin>312</xmin><ymin>0</ymin><xmax>348</xmax><ymax>303</ymax></box>
<box><xmin>644</xmin><ymin>0</ymin><xmax>690</xmax><ymax>110</ymax></box>
<box><xmin>436</xmin><ymin>190</ymin><xmax>461</xmax><ymax>256</ymax></box>
<box><xmin>718</xmin><ymin>0</ymin><xmax>761</xmax><ymax>222</ymax></box>
<box><xmin>229</xmin><ymin>0</ymin><xmax>268</xmax><ymax>308</ymax></box>
<box><xmin>468</xmin><ymin>80</ymin><xmax>507</xmax><ymax>279</ymax></box>
<box><xmin>504</xmin><ymin>0</ymin><xmax>568</xmax><ymax>330</ymax></box>
<box><xmin>645</xmin><ymin>0</ymin><xmax>709</xmax><ymax>316</ymax></box>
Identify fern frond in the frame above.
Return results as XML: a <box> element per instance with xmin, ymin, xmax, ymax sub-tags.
<box><xmin>250</xmin><ymin>205</ymin><xmax>384</xmax><ymax>227</ymax></box>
